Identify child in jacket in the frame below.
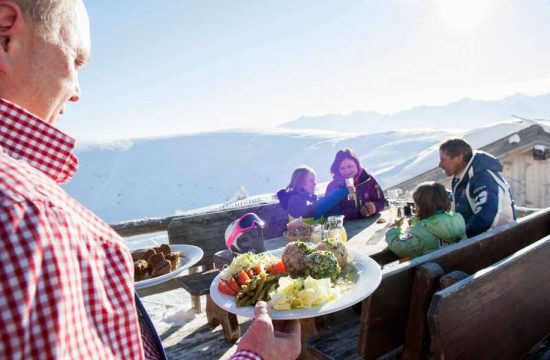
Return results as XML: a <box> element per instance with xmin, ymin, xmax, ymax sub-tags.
<box><xmin>386</xmin><ymin>182</ymin><xmax>466</xmax><ymax>259</ymax></box>
<box><xmin>277</xmin><ymin>166</ymin><xmax>350</xmax><ymax>222</ymax></box>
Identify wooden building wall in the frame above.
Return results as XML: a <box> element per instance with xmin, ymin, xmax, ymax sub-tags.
<box><xmin>501</xmin><ymin>150</ymin><xmax>550</xmax><ymax>208</ymax></box>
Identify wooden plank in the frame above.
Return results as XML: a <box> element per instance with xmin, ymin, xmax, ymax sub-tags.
<box><xmin>439</xmin><ymin>270</ymin><xmax>468</xmax><ymax>290</ymax></box>
<box><xmin>111</xmin><ymin>198</ymin><xmax>279</xmax><ymax>237</ymax></box>
<box><xmin>358</xmin><ymin>207</ymin><xmax>550</xmax><ymax>359</ymax></box>
<box><xmin>306</xmin><ymin>318</ymin><xmax>362</xmax><ymax>360</ymax></box>
<box><xmin>177</xmin><ymin>269</ymin><xmax>221</xmax><ymax>296</ymax></box>
<box><xmin>136</xmin><ymin>278</ymin><xmax>182</xmax><ymax>297</ymax></box>
<box><xmin>111</xmin><ymin>216</ymin><xmax>175</xmax><ymax>237</ymax></box>
<box><xmin>402</xmin><ymin>262</ymin><xmax>444</xmax><ymax>360</ymax></box>
<box><xmin>428</xmin><ymin>235</ymin><xmax>550</xmax><ymax>360</ymax></box>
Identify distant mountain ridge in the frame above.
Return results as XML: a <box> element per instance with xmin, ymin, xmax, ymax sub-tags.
<box><xmin>279</xmin><ymin>93</ymin><xmax>550</xmax><ymax>133</ymax></box>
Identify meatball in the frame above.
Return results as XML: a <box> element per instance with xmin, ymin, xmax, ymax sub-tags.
<box><xmin>131</xmin><ymin>248</ymin><xmax>150</xmax><ymax>262</ymax></box>
<box><xmin>315</xmin><ymin>238</ymin><xmax>349</xmax><ymax>267</ymax></box>
<box><xmin>134</xmin><ymin>260</ymin><xmax>148</xmax><ymax>281</ymax></box>
<box><xmin>282</xmin><ymin>241</ymin><xmax>313</xmax><ymax>277</ymax></box>
<box><xmin>304</xmin><ymin>250</ymin><xmax>341</xmax><ymax>281</ymax></box>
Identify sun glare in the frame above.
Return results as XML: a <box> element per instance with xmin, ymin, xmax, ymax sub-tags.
<box><xmin>434</xmin><ymin>0</ymin><xmax>496</xmax><ymax>37</ymax></box>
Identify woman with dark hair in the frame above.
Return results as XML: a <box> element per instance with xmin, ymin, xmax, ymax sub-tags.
<box><xmin>386</xmin><ymin>182</ymin><xmax>466</xmax><ymax>259</ymax></box>
<box><xmin>325</xmin><ymin>148</ymin><xmax>385</xmax><ymax>219</ymax></box>
<box><xmin>277</xmin><ymin>166</ymin><xmax>351</xmax><ymax>222</ymax></box>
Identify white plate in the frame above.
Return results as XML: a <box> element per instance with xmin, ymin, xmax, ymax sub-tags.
<box><xmin>209</xmin><ymin>248</ymin><xmax>382</xmax><ymax>320</ymax></box>
<box><xmin>134</xmin><ymin>244</ymin><xmax>203</xmax><ymax>289</ymax></box>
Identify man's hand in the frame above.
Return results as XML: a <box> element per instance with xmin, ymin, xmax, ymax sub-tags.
<box><xmin>360</xmin><ymin>202</ymin><xmax>377</xmax><ymax>217</ymax></box>
<box><xmin>236</xmin><ymin>302</ymin><xmax>301</xmax><ymax>360</ymax></box>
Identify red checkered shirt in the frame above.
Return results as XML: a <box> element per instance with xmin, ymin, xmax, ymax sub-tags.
<box><xmin>0</xmin><ymin>98</ymin><xmax>147</xmax><ymax>359</ymax></box>
<box><xmin>230</xmin><ymin>350</ymin><xmax>263</xmax><ymax>360</ymax></box>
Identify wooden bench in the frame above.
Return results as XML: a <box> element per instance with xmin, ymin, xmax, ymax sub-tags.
<box><xmin>306</xmin><ymin>207</ymin><xmax>550</xmax><ymax>359</ymax></box>
<box><xmin>306</xmin><ymin>264</ymin><xmax>469</xmax><ymax>360</ymax></box>
<box><xmin>428</xmin><ymin>234</ymin><xmax>550</xmax><ymax>360</ymax></box>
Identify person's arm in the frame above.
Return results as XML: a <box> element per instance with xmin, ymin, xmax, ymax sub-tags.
<box><xmin>465</xmin><ymin>172</ymin><xmax>501</xmax><ymax>238</ymax></box>
<box><xmin>231</xmin><ymin>302</ymin><xmax>301</xmax><ymax>360</ymax></box>
<box><xmin>314</xmin><ymin>186</ymin><xmax>348</xmax><ymax>219</ymax></box>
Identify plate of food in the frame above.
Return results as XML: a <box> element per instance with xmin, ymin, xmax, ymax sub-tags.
<box><xmin>132</xmin><ymin>244</ymin><xmax>203</xmax><ymax>289</ymax></box>
<box><xmin>209</xmin><ymin>239</ymin><xmax>382</xmax><ymax>320</ymax></box>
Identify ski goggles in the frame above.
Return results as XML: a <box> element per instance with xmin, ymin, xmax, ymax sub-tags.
<box><xmin>225</xmin><ymin>212</ymin><xmax>265</xmax><ymax>249</ymax></box>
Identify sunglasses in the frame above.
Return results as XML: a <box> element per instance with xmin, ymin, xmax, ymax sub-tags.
<box><xmin>225</xmin><ymin>212</ymin><xmax>265</xmax><ymax>250</ymax></box>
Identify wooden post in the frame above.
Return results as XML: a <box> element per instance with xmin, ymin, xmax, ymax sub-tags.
<box><xmin>402</xmin><ymin>262</ymin><xmax>444</xmax><ymax>360</ymax></box>
<box><xmin>189</xmin><ymin>267</ymin><xmax>202</xmax><ymax>314</ymax></box>
<box><xmin>206</xmin><ymin>295</ymin><xmax>240</xmax><ymax>342</ymax></box>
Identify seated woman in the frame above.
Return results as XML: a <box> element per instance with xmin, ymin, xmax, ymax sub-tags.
<box><xmin>277</xmin><ymin>166</ymin><xmax>350</xmax><ymax>222</ymax></box>
<box><xmin>325</xmin><ymin>148</ymin><xmax>385</xmax><ymax>219</ymax></box>
<box><xmin>386</xmin><ymin>182</ymin><xmax>466</xmax><ymax>259</ymax></box>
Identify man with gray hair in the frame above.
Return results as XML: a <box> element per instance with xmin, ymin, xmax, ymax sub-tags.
<box><xmin>0</xmin><ymin>1</ymin><xmax>300</xmax><ymax>359</ymax></box>
<box><xmin>0</xmin><ymin>1</ymin><xmax>163</xmax><ymax>358</ymax></box>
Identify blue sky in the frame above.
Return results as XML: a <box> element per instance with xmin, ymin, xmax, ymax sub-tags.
<box><xmin>58</xmin><ymin>0</ymin><xmax>550</xmax><ymax>141</ymax></box>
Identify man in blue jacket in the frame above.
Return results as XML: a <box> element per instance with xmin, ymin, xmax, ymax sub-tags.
<box><xmin>439</xmin><ymin>139</ymin><xmax>516</xmax><ymax>238</ymax></box>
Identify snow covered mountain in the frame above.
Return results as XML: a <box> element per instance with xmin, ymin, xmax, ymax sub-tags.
<box><xmin>279</xmin><ymin>93</ymin><xmax>550</xmax><ymax>133</ymax></box>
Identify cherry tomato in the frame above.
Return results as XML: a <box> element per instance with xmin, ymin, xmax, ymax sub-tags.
<box><xmin>227</xmin><ymin>277</ymin><xmax>240</xmax><ymax>293</ymax></box>
<box><xmin>269</xmin><ymin>260</ymin><xmax>286</xmax><ymax>275</ymax></box>
<box><xmin>218</xmin><ymin>280</ymin><xmax>237</xmax><ymax>296</ymax></box>
<box><xmin>236</xmin><ymin>270</ymin><xmax>250</xmax><ymax>286</ymax></box>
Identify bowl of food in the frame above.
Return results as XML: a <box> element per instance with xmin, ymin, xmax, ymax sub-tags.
<box><xmin>283</xmin><ymin>218</ymin><xmax>312</xmax><ymax>242</ymax></box>
<box><xmin>283</xmin><ymin>227</ymin><xmax>312</xmax><ymax>242</ymax></box>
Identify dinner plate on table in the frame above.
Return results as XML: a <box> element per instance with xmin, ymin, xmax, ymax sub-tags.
<box><xmin>134</xmin><ymin>244</ymin><xmax>203</xmax><ymax>289</ymax></box>
<box><xmin>209</xmin><ymin>247</ymin><xmax>382</xmax><ymax>320</ymax></box>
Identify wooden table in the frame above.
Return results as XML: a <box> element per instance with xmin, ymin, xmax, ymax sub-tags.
<box><xmin>214</xmin><ymin>211</ymin><xmax>393</xmax><ymax>269</ymax></box>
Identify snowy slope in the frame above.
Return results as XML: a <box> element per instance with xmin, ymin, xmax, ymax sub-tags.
<box><xmin>63</xmin><ymin>128</ymin><xmax>453</xmax><ymax>223</ymax></box>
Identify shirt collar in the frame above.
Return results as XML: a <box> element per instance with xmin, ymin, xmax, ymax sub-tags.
<box><xmin>0</xmin><ymin>98</ymin><xmax>78</xmax><ymax>184</ymax></box>
<box><xmin>452</xmin><ymin>152</ymin><xmax>476</xmax><ymax>187</ymax></box>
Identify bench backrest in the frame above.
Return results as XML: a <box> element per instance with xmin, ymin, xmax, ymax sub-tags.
<box><xmin>358</xmin><ymin>207</ymin><xmax>550</xmax><ymax>359</ymax></box>
<box><xmin>428</xmin><ymin>235</ymin><xmax>550</xmax><ymax>360</ymax></box>
<box><xmin>168</xmin><ymin>202</ymin><xmax>288</xmax><ymax>266</ymax></box>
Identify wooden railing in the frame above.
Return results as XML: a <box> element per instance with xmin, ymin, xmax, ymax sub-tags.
<box><xmin>110</xmin><ymin>197</ymin><xmax>279</xmax><ymax>237</ymax></box>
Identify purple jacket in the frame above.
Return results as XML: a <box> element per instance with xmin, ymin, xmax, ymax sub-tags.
<box><xmin>325</xmin><ymin>169</ymin><xmax>385</xmax><ymax>219</ymax></box>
